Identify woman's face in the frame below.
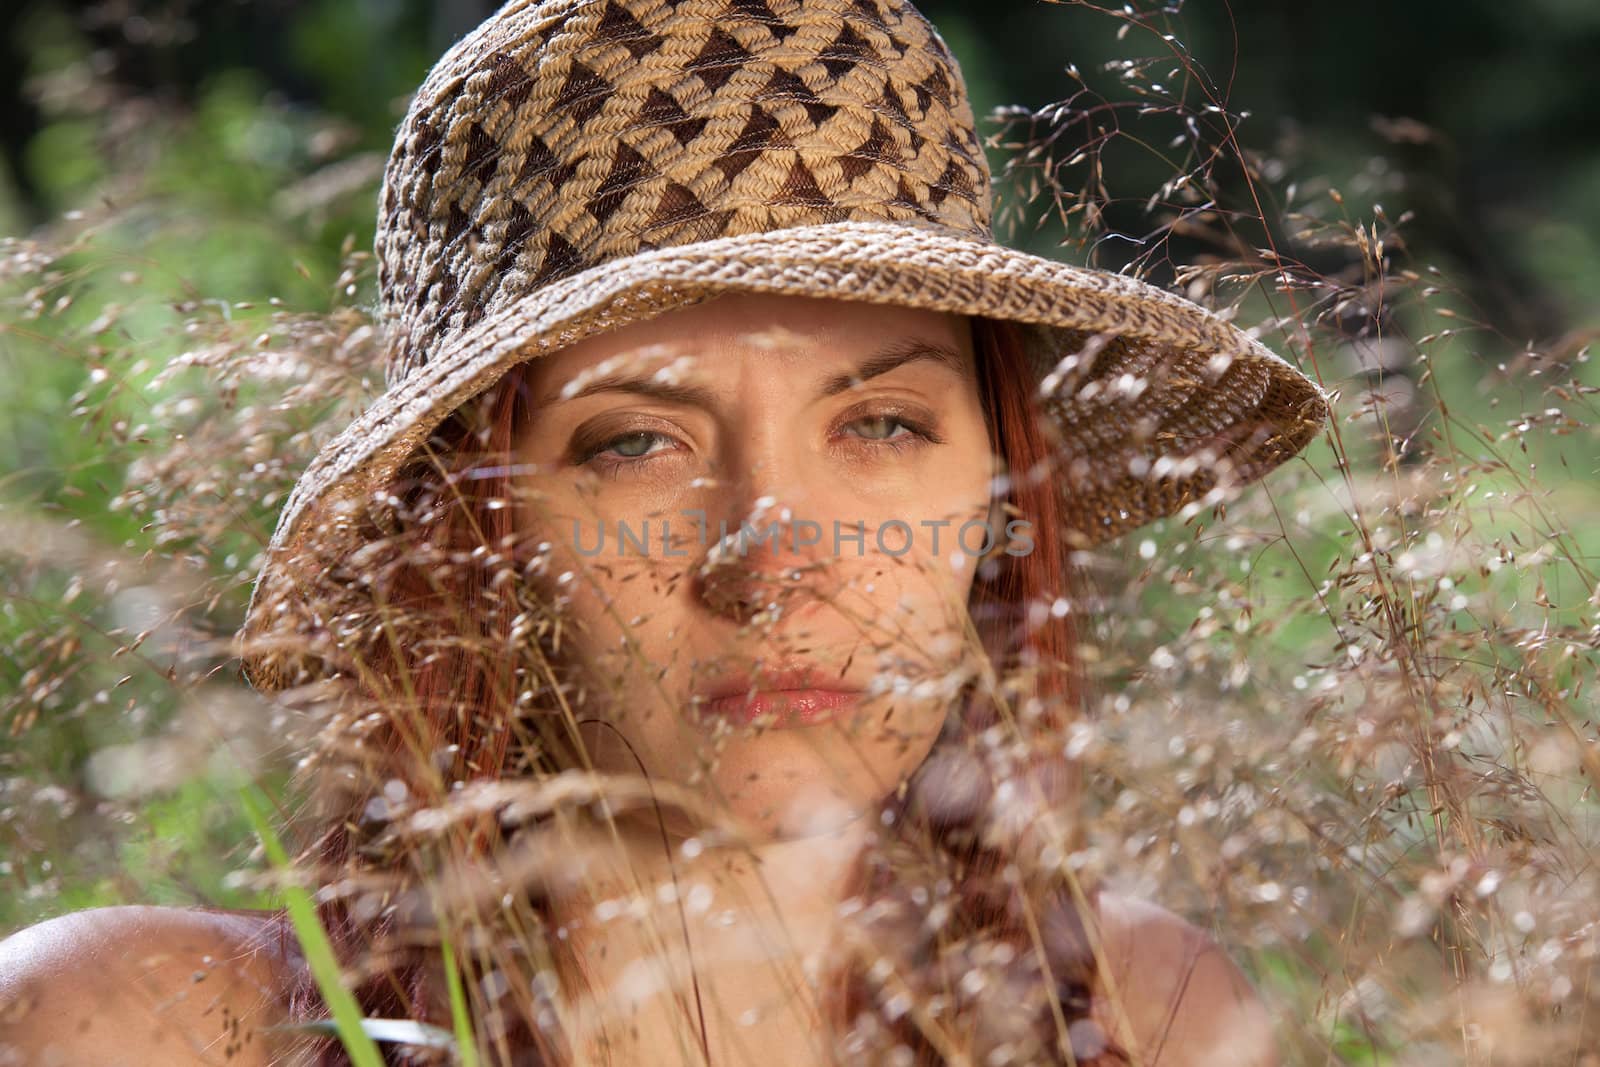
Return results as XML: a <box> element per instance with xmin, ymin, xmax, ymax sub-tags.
<box><xmin>512</xmin><ymin>293</ymin><xmax>995</xmax><ymax>841</ymax></box>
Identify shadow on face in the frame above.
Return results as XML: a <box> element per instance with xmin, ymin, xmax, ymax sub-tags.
<box><xmin>510</xmin><ymin>292</ymin><xmax>999</xmax><ymax>843</ymax></box>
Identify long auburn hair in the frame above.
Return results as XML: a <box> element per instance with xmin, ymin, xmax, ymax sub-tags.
<box><xmin>283</xmin><ymin>313</ymin><xmax>1126</xmax><ymax>1066</ymax></box>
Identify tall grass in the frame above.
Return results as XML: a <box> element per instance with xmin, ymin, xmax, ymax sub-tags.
<box><xmin>1</xmin><ymin>2</ymin><xmax>1596</xmax><ymax>1063</ymax></box>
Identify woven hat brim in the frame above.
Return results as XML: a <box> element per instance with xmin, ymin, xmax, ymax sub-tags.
<box><xmin>242</xmin><ymin>219</ymin><xmax>1328</xmax><ymax>686</ymax></box>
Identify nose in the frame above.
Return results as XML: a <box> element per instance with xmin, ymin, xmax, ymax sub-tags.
<box><xmin>696</xmin><ymin>515</ymin><xmax>826</xmax><ymax>623</ymax></box>
<box><xmin>693</xmin><ymin>460</ymin><xmax>836</xmax><ymax>625</ymax></box>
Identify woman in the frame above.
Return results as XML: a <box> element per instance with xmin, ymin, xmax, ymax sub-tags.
<box><xmin>0</xmin><ymin>0</ymin><xmax>1328</xmax><ymax>1063</ymax></box>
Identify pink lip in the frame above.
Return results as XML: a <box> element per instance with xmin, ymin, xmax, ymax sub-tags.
<box><xmin>694</xmin><ymin>667</ymin><xmax>863</xmax><ymax>728</ymax></box>
<box><xmin>702</xmin><ymin>689</ymin><xmax>860</xmax><ymax>727</ymax></box>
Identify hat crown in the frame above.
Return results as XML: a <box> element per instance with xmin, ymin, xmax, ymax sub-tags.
<box><xmin>375</xmin><ymin>0</ymin><xmax>993</xmax><ymax>383</ymax></box>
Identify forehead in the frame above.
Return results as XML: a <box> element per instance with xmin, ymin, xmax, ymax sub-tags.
<box><xmin>524</xmin><ymin>292</ymin><xmax>974</xmax><ymax>387</ymax></box>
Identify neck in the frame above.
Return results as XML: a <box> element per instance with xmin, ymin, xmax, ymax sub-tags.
<box><xmin>554</xmin><ymin>804</ymin><xmax>878</xmax><ymax>931</ymax></box>
<box><xmin>546</xmin><ymin>807</ymin><xmax>880</xmax><ymax>1065</ymax></box>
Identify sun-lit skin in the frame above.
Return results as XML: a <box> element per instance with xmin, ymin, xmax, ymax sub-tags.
<box><xmin>510</xmin><ymin>292</ymin><xmax>997</xmax><ymax>848</ymax></box>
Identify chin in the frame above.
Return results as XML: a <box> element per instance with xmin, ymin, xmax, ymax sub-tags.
<box><xmin>581</xmin><ymin>692</ymin><xmax>945</xmax><ymax>840</ymax></box>
<box><xmin>720</xmin><ymin>778</ymin><xmax>873</xmax><ymax>841</ymax></box>
<box><xmin>707</xmin><ymin>734</ymin><xmax>932</xmax><ymax>836</ymax></box>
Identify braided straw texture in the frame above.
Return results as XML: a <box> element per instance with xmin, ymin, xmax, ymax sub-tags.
<box><xmin>242</xmin><ymin>0</ymin><xmax>1331</xmax><ymax>687</ymax></box>
<box><xmin>378</xmin><ymin>0</ymin><xmax>990</xmax><ymax>377</ymax></box>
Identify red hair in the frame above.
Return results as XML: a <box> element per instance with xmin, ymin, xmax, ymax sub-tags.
<box><xmin>288</xmin><ymin>314</ymin><xmax>1121</xmax><ymax>1065</ymax></box>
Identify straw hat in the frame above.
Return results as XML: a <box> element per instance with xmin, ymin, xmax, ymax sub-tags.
<box><xmin>241</xmin><ymin>0</ymin><xmax>1329</xmax><ymax>688</ymax></box>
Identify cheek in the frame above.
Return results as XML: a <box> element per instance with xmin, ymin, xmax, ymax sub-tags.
<box><xmin>519</xmin><ymin>472</ymin><xmax>690</xmax><ymax>608</ymax></box>
<box><xmin>550</xmin><ymin>555</ymin><xmax>691</xmax><ymax>672</ymax></box>
<box><xmin>820</xmin><ymin>502</ymin><xmax>994</xmax><ymax>641</ymax></box>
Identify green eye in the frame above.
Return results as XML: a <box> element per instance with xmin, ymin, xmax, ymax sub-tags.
<box><xmin>838</xmin><ymin>411</ymin><xmax>941</xmax><ymax>453</ymax></box>
<box><xmin>574</xmin><ymin>429</ymin><xmax>676</xmax><ymax>471</ymax></box>
<box><xmin>850</xmin><ymin>415</ymin><xmax>909</xmax><ymax>440</ymax></box>
<box><xmin>609</xmin><ymin>431</ymin><xmax>662</xmax><ymax>457</ymax></box>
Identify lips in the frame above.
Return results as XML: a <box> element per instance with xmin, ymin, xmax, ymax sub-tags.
<box><xmin>692</xmin><ymin>664</ymin><xmax>864</xmax><ymax>728</ymax></box>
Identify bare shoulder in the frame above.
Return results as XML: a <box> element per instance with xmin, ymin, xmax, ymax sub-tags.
<box><xmin>0</xmin><ymin>905</ymin><xmax>304</xmax><ymax>1067</ymax></box>
<box><xmin>1088</xmin><ymin>892</ymin><xmax>1278</xmax><ymax>1067</ymax></box>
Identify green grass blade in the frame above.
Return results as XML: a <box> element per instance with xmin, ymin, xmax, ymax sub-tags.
<box><xmin>239</xmin><ymin>783</ymin><xmax>386</xmax><ymax>1067</ymax></box>
<box><xmin>438</xmin><ymin>927</ymin><xmax>482</xmax><ymax>1067</ymax></box>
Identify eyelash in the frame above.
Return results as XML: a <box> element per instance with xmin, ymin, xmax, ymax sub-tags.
<box><xmin>574</xmin><ymin>410</ymin><xmax>942</xmax><ymax>475</ymax></box>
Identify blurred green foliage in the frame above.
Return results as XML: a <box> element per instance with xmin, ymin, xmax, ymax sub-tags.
<box><xmin>2</xmin><ymin>2</ymin><xmax>1597</xmax><ymax>1062</ymax></box>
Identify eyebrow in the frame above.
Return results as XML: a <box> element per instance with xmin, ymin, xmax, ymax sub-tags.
<box><xmin>538</xmin><ymin>337</ymin><xmax>970</xmax><ymax>409</ymax></box>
